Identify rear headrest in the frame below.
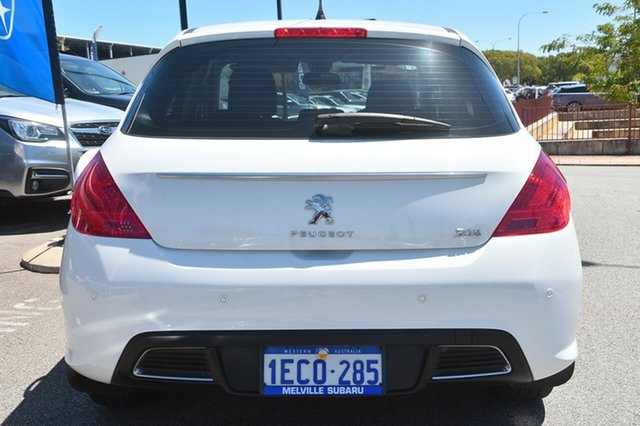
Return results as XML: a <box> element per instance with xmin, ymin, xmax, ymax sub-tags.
<box><xmin>365</xmin><ymin>80</ymin><xmax>419</xmax><ymax>114</ymax></box>
<box><xmin>228</xmin><ymin>68</ymin><xmax>277</xmax><ymax>117</ymax></box>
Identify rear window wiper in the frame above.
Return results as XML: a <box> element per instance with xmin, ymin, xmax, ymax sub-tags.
<box><xmin>315</xmin><ymin>112</ymin><xmax>450</xmax><ymax>136</ymax></box>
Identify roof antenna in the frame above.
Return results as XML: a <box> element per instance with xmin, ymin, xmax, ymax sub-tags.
<box><xmin>276</xmin><ymin>0</ymin><xmax>282</xmax><ymax>20</ymax></box>
<box><xmin>315</xmin><ymin>0</ymin><xmax>326</xmax><ymax>20</ymax></box>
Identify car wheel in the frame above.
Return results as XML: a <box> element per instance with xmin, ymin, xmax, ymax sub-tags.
<box><xmin>492</xmin><ymin>384</ymin><xmax>553</xmax><ymax>401</ymax></box>
<box><xmin>89</xmin><ymin>389</ymin><xmax>154</xmax><ymax>408</ymax></box>
<box><xmin>566</xmin><ymin>102</ymin><xmax>582</xmax><ymax>112</ymax></box>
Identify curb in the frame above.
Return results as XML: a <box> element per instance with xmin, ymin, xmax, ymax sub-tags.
<box><xmin>20</xmin><ymin>236</ymin><xmax>64</xmax><ymax>274</ymax></box>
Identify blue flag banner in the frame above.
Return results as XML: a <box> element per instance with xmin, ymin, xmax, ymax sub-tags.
<box><xmin>0</xmin><ymin>0</ymin><xmax>64</xmax><ymax>104</ymax></box>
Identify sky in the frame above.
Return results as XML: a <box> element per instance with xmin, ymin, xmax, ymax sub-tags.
<box><xmin>51</xmin><ymin>0</ymin><xmax>622</xmax><ymax>56</ymax></box>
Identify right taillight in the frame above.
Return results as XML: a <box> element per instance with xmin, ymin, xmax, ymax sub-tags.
<box><xmin>71</xmin><ymin>152</ymin><xmax>151</xmax><ymax>239</ymax></box>
<box><xmin>492</xmin><ymin>151</ymin><xmax>570</xmax><ymax>237</ymax></box>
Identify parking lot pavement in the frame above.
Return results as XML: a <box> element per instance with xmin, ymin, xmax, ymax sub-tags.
<box><xmin>0</xmin><ymin>198</ymin><xmax>67</xmax><ymax>273</ymax></box>
<box><xmin>3</xmin><ymin>364</ymin><xmax>548</xmax><ymax>425</ymax></box>
<box><xmin>0</xmin><ymin>196</ymin><xmax>70</xmax><ymax>236</ymax></box>
<box><xmin>0</xmin><ymin>167</ymin><xmax>639</xmax><ymax>425</ymax></box>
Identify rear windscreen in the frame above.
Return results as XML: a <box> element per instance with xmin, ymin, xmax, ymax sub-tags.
<box><xmin>123</xmin><ymin>38</ymin><xmax>518</xmax><ymax>138</ymax></box>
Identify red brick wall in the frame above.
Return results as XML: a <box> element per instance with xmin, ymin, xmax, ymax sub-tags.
<box><xmin>514</xmin><ymin>97</ymin><xmax>552</xmax><ymax>127</ymax></box>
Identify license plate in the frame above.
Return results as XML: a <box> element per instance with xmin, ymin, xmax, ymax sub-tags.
<box><xmin>263</xmin><ymin>345</ymin><xmax>383</xmax><ymax>396</ymax></box>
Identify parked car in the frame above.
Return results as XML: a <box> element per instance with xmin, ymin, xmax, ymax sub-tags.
<box><xmin>310</xmin><ymin>94</ymin><xmax>364</xmax><ymax>112</ymax></box>
<box><xmin>541</xmin><ymin>81</ymin><xmax>581</xmax><ymax>97</ymax></box>
<box><xmin>0</xmin><ymin>84</ymin><xmax>122</xmax><ymax>199</ymax></box>
<box><xmin>61</xmin><ymin>20</ymin><xmax>582</xmax><ymax>407</ymax></box>
<box><xmin>515</xmin><ymin>86</ymin><xmax>544</xmax><ymax>101</ymax></box>
<box><xmin>60</xmin><ymin>54</ymin><xmax>136</xmax><ymax>111</ymax></box>
<box><xmin>276</xmin><ymin>92</ymin><xmax>322</xmax><ymax>118</ymax></box>
<box><xmin>318</xmin><ymin>89</ymin><xmax>368</xmax><ymax>105</ymax></box>
<box><xmin>551</xmin><ymin>84</ymin><xmax>606</xmax><ymax>111</ymax></box>
<box><xmin>503</xmin><ymin>88</ymin><xmax>516</xmax><ymax>102</ymax></box>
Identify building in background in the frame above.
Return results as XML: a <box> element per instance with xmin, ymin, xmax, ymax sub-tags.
<box><xmin>57</xmin><ymin>36</ymin><xmax>160</xmax><ymax>84</ymax></box>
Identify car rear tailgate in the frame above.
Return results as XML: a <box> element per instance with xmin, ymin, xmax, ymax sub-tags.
<box><xmin>102</xmin><ymin>131</ymin><xmax>539</xmax><ymax>251</ymax></box>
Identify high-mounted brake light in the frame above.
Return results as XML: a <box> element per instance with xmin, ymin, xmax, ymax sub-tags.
<box><xmin>71</xmin><ymin>153</ymin><xmax>151</xmax><ymax>239</ymax></box>
<box><xmin>492</xmin><ymin>151</ymin><xmax>570</xmax><ymax>237</ymax></box>
<box><xmin>274</xmin><ymin>27</ymin><xmax>367</xmax><ymax>38</ymax></box>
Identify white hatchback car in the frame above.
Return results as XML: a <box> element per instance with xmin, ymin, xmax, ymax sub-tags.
<box><xmin>60</xmin><ymin>19</ymin><xmax>582</xmax><ymax>407</ymax></box>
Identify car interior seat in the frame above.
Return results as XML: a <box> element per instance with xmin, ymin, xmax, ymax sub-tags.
<box><xmin>365</xmin><ymin>79</ymin><xmax>419</xmax><ymax>114</ymax></box>
<box><xmin>227</xmin><ymin>68</ymin><xmax>277</xmax><ymax>118</ymax></box>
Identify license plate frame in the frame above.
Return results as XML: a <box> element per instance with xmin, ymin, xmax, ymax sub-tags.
<box><xmin>262</xmin><ymin>345</ymin><xmax>383</xmax><ymax>396</ymax></box>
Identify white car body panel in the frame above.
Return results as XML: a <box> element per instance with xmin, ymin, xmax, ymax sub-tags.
<box><xmin>101</xmin><ymin>131</ymin><xmax>539</xmax><ymax>251</ymax></box>
<box><xmin>61</xmin><ymin>220</ymin><xmax>581</xmax><ymax>384</ymax></box>
<box><xmin>176</xmin><ymin>20</ymin><xmax>460</xmax><ymax>48</ymax></box>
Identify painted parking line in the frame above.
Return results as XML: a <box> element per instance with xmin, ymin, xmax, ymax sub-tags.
<box><xmin>0</xmin><ymin>310</ymin><xmax>43</xmax><ymax>316</ymax></box>
<box><xmin>0</xmin><ymin>298</ymin><xmax>61</xmax><ymax>337</ymax></box>
<box><xmin>0</xmin><ymin>321</ymin><xmax>30</xmax><ymax>326</ymax></box>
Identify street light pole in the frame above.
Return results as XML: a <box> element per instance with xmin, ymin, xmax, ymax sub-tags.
<box><xmin>492</xmin><ymin>37</ymin><xmax>512</xmax><ymax>50</ymax></box>
<box><xmin>517</xmin><ymin>11</ymin><xmax>548</xmax><ymax>85</ymax></box>
<box><xmin>474</xmin><ymin>40</ymin><xmax>491</xmax><ymax>50</ymax></box>
<box><xmin>179</xmin><ymin>0</ymin><xmax>188</xmax><ymax>30</ymax></box>
<box><xmin>474</xmin><ymin>38</ymin><xmax>510</xmax><ymax>51</ymax></box>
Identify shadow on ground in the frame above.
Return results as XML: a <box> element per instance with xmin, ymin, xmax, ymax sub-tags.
<box><xmin>3</xmin><ymin>360</ymin><xmax>546</xmax><ymax>426</ymax></box>
<box><xmin>0</xmin><ymin>197</ymin><xmax>70</xmax><ymax>236</ymax></box>
<box><xmin>582</xmin><ymin>260</ymin><xmax>640</xmax><ymax>269</ymax></box>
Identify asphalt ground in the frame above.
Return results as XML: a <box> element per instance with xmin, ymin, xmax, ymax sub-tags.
<box><xmin>0</xmin><ymin>166</ymin><xmax>638</xmax><ymax>425</ymax></box>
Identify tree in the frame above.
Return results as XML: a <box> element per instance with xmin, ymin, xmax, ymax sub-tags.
<box><xmin>538</xmin><ymin>52</ymin><xmax>589</xmax><ymax>84</ymax></box>
<box><xmin>483</xmin><ymin>50</ymin><xmax>541</xmax><ymax>85</ymax></box>
<box><xmin>542</xmin><ymin>0</ymin><xmax>640</xmax><ymax>101</ymax></box>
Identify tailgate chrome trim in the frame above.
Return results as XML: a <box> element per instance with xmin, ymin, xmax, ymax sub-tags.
<box><xmin>157</xmin><ymin>172</ymin><xmax>487</xmax><ymax>181</ymax></box>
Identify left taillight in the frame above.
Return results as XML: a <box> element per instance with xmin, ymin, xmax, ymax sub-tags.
<box><xmin>71</xmin><ymin>152</ymin><xmax>151</xmax><ymax>239</ymax></box>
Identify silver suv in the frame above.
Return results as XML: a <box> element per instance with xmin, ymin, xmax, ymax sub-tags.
<box><xmin>0</xmin><ymin>84</ymin><xmax>122</xmax><ymax>198</ymax></box>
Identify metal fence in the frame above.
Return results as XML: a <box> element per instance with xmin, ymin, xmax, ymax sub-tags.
<box><xmin>515</xmin><ymin>100</ymin><xmax>639</xmax><ymax>154</ymax></box>
<box><xmin>513</xmin><ymin>96</ymin><xmax>552</xmax><ymax>127</ymax></box>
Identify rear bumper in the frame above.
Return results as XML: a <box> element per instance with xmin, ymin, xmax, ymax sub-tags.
<box><xmin>65</xmin><ymin>329</ymin><xmax>574</xmax><ymax>396</ymax></box>
<box><xmin>60</xmin><ymin>221</ymin><xmax>582</xmax><ymax>387</ymax></box>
